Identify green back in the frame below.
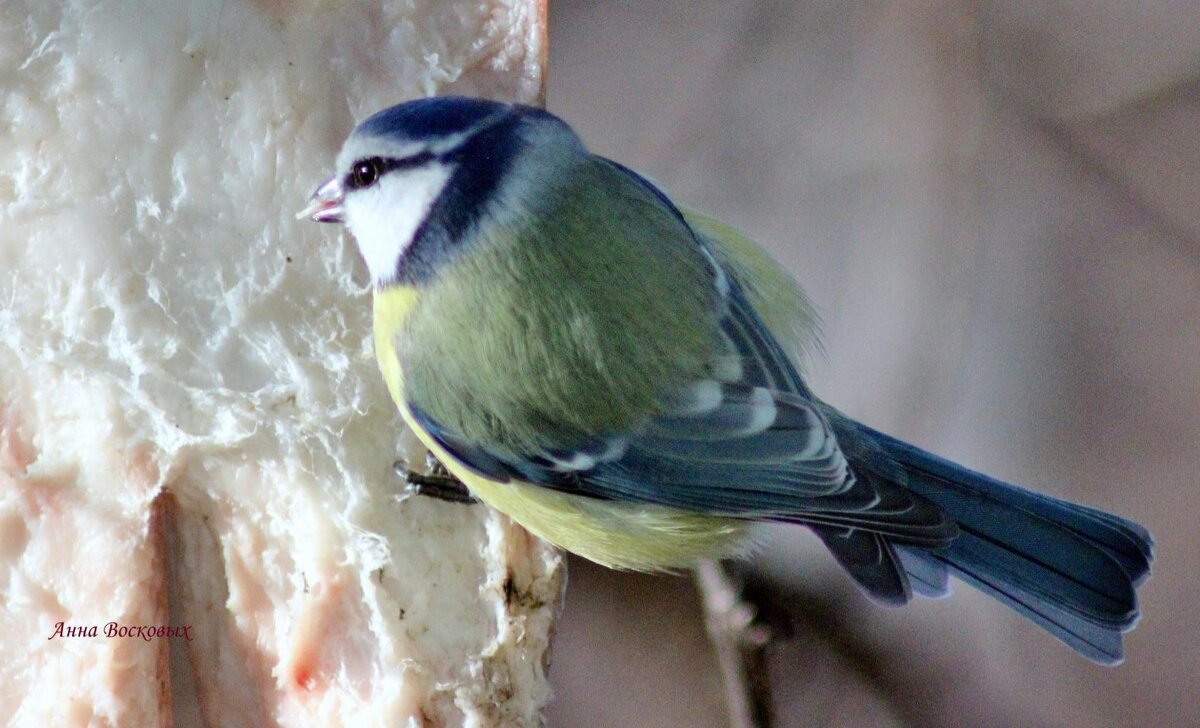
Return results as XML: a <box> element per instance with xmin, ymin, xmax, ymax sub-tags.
<box><xmin>397</xmin><ymin>158</ymin><xmax>722</xmax><ymax>454</ymax></box>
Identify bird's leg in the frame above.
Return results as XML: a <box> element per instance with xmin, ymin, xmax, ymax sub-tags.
<box><xmin>393</xmin><ymin>457</ymin><xmax>478</xmax><ymax>504</ymax></box>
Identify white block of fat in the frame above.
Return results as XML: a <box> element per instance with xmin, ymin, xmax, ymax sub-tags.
<box><xmin>0</xmin><ymin>2</ymin><xmax>560</xmax><ymax>726</ymax></box>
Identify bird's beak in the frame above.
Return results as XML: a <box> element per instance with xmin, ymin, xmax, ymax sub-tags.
<box><xmin>295</xmin><ymin>176</ymin><xmax>345</xmax><ymax>223</ymax></box>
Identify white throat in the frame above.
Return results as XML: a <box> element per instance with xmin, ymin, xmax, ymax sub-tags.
<box><xmin>344</xmin><ymin>162</ymin><xmax>454</xmax><ymax>284</ymax></box>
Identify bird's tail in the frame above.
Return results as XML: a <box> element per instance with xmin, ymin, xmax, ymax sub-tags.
<box><xmin>846</xmin><ymin>423</ymin><xmax>1154</xmax><ymax>665</ymax></box>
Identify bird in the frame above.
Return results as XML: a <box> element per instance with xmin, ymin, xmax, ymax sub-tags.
<box><xmin>298</xmin><ymin>96</ymin><xmax>1153</xmax><ymax>665</ymax></box>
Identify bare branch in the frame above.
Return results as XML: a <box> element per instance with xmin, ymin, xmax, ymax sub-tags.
<box><xmin>694</xmin><ymin>560</ymin><xmax>775</xmax><ymax>728</ymax></box>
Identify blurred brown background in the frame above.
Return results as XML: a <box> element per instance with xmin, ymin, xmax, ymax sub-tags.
<box><xmin>544</xmin><ymin>2</ymin><xmax>1200</xmax><ymax>726</ymax></box>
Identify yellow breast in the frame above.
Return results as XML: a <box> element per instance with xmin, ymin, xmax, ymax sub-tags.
<box><xmin>371</xmin><ymin>286</ymin><xmax>753</xmax><ymax>571</ymax></box>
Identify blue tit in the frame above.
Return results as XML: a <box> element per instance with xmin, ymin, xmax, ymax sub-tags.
<box><xmin>298</xmin><ymin>96</ymin><xmax>1152</xmax><ymax>665</ymax></box>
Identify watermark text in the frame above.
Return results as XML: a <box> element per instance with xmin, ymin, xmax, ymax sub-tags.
<box><xmin>48</xmin><ymin>622</ymin><xmax>193</xmax><ymax>642</ymax></box>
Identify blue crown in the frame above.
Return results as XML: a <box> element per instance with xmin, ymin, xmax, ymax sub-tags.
<box><xmin>356</xmin><ymin>96</ymin><xmax>513</xmax><ymax>141</ymax></box>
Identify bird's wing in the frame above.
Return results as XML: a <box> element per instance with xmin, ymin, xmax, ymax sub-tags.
<box><xmin>679</xmin><ymin>205</ymin><xmax>823</xmax><ymax>377</ymax></box>
<box><xmin>406</xmin><ymin>159</ymin><xmax>955</xmax><ymax>554</ymax></box>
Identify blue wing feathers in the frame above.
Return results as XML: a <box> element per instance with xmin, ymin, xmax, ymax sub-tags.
<box><xmin>812</xmin><ymin>526</ymin><xmax>910</xmax><ymax>606</ymax></box>
<box><xmin>722</xmin><ymin>290</ymin><xmax>812</xmax><ymax>395</ymax></box>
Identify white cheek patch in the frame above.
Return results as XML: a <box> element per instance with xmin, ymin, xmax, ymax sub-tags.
<box><xmin>345</xmin><ymin>162</ymin><xmax>454</xmax><ymax>284</ymax></box>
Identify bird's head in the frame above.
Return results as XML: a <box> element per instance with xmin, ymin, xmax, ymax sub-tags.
<box><xmin>298</xmin><ymin>96</ymin><xmax>582</xmax><ymax>287</ymax></box>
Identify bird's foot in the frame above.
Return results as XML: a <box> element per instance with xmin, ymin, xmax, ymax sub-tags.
<box><xmin>393</xmin><ymin>459</ymin><xmax>478</xmax><ymax>504</ymax></box>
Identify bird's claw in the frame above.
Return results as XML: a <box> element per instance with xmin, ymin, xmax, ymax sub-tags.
<box><xmin>394</xmin><ymin>460</ymin><xmax>478</xmax><ymax>504</ymax></box>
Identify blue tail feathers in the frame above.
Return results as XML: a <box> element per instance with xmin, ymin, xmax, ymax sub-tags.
<box><xmin>833</xmin><ymin>418</ymin><xmax>1153</xmax><ymax>665</ymax></box>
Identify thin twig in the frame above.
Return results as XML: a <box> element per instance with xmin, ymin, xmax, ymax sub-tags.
<box><xmin>694</xmin><ymin>559</ymin><xmax>774</xmax><ymax>728</ymax></box>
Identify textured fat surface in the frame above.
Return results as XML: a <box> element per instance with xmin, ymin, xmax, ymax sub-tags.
<box><xmin>0</xmin><ymin>2</ymin><xmax>557</xmax><ymax>726</ymax></box>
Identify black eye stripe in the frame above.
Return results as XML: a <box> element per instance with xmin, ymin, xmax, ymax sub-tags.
<box><xmin>345</xmin><ymin>151</ymin><xmax>438</xmax><ymax>191</ymax></box>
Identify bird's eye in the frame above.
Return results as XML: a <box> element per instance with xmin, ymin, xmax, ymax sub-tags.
<box><xmin>348</xmin><ymin>157</ymin><xmax>384</xmax><ymax>190</ymax></box>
